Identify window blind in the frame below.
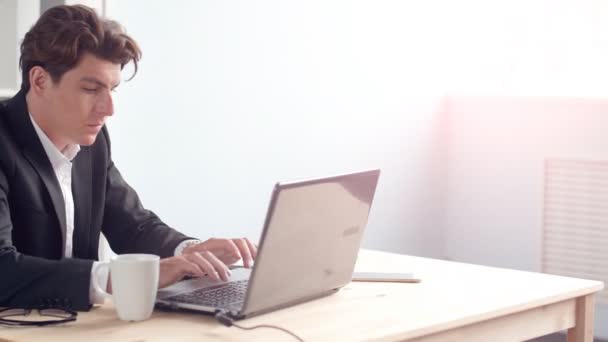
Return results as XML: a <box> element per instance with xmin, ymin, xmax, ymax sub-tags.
<box><xmin>543</xmin><ymin>159</ymin><xmax>608</xmax><ymax>305</ymax></box>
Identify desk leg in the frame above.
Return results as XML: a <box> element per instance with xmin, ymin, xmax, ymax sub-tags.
<box><xmin>567</xmin><ymin>294</ymin><xmax>594</xmax><ymax>342</ymax></box>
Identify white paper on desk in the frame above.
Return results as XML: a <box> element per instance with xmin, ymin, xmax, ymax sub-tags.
<box><xmin>352</xmin><ymin>272</ymin><xmax>416</xmax><ymax>281</ymax></box>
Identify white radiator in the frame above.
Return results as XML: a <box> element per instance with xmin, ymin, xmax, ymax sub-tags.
<box><xmin>543</xmin><ymin>159</ymin><xmax>608</xmax><ymax>305</ymax></box>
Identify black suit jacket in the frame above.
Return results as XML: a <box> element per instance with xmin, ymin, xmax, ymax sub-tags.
<box><xmin>0</xmin><ymin>90</ymin><xmax>191</xmax><ymax>310</ymax></box>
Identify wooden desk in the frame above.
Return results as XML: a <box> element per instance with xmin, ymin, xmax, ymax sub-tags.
<box><xmin>1</xmin><ymin>250</ymin><xmax>603</xmax><ymax>342</ymax></box>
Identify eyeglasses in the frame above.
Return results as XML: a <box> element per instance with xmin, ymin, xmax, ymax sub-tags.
<box><xmin>0</xmin><ymin>307</ymin><xmax>77</xmax><ymax>326</ymax></box>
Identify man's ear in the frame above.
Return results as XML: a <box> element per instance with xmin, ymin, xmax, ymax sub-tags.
<box><xmin>29</xmin><ymin>66</ymin><xmax>50</xmax><ymax>96</ymax></box>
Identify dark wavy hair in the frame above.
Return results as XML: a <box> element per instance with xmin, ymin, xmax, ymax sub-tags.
<box><xmin>19</xmin><ymin>4</ymin><xmax>141</xmax><ymax>92</ymax></box>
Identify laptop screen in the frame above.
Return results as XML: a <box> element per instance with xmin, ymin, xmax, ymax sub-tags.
<box><xmin>242</xmin><ymin>169</ymin><xmax>380</xmax><ymax>316</ymax></box>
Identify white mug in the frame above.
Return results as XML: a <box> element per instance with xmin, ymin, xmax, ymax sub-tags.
<box><xmin>93</xmin><ymin>254</ymin><xmax>160</xmax><ymax>321</ymax></box>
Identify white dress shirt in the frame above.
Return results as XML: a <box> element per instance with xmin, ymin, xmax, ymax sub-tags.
<box><xmin>29</xmin><ymin>114</ymin><xmax>198</xmax><ymax>304</ymax></box>
<box><xmin>30</xmin><ymin>115</ymin><xmax>79</xmax><ymax>258</ymax></box>
<box><xmin>29</xmin><ymin>115</ymin><xmax>110</xmax><ymax>302</ymax></box>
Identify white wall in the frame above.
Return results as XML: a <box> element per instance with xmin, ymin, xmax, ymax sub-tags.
<box><xmin>0</xmin><ymin>0</ymin><xmax>17</xmax><ymax>92</ymax></box>
<box><xmin>445</xmin><ymin>96</ymin><xmax>608</xmax><ymax>269</ymax></box>
<box><xmin>0</xmin><ymin>0</ymin><xmax>39</xmax><ymax>99</ymax></box>
<box><xmin>104</xmin><ymin>0</ymin><xmax>448</xmax><ymax>257</ymax></box>
<box><xmin>441</xmin><ymin>0</ymin><xmax>608</xmax><ymax>98</ymax></box>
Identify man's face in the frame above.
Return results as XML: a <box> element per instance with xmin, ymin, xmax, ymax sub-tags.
<box><xmin>42</xmin><ymin>53</ymin><xmax>121</xmax><ymax>148</ymax></box>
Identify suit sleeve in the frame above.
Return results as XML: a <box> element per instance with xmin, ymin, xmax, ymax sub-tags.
<box><xmin>0</xmin><ymin>167</ymin><xmax>94</xmax><ymax>311</ymax></box>
<box><xmin>99</xmin><ymin>128</ymin><xmax>192</xmax><ymax>258</ymax></box>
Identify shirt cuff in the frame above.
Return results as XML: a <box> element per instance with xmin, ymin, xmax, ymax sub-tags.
<box><xmin>89</xmin><ymin>261</ymin><xmax>109</xmax><ymax>305</ymax></box>
<box><xmin>174</xmin><ymin>239</ymin><xmax>201</xmax><ymax>256</ymax></box>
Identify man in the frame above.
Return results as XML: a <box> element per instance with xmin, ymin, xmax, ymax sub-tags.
<box><xmin>0</xmin><ymin>4</ymin><xmax>256</xmax><ymax>311</ymax></box>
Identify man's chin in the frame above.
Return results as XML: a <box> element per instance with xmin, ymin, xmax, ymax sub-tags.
<box><xmin>78</xmin><ymin>133</ymin><xmax>101</xmax><ymax>146</ymax></box>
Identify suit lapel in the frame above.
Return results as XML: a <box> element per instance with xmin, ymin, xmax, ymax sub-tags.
<box><xmin>71</xmin><ymin>148</ymin><xmax>92</xmax><ymax>258</ymax></box>
<box><xmin>5</xmin><ymin>90</ymin><xmax>68</xmax><ymax>251</ymax></box>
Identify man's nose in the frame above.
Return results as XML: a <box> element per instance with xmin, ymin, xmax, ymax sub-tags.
<box><xmin>97</xmin><ymin>91</ymin><xmax>114</xmax><ymax>117</ymax></box>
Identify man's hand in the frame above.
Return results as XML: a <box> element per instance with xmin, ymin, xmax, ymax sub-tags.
<box><xmin>184</xmin><ymin>237</ymin><xmax>258</xmax><ymax>268</ymax></box>
<box><xmin>157</xmin><ymin>237</ymin><xmax>257</xmax><ymax>289</ymax></box>
<box><xmin>107</xmin><ymin>250</ymin><xmax>233</xmax><ymax>291</ymax></box>
<box><xmin>158</xmin><ymin>251</ymin><xmax>230</xmax><ymax>288</ymax></box>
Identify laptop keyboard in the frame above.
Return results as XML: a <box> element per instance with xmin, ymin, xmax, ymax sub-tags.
<box><xmin>166</xmin><ymin>279</ymin><xmax>249</xmax><ymax>309</ymax></box>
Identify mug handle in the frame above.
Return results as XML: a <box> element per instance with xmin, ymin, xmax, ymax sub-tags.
<box><xmin>92</xmin><ymin>262</ymin><xmax>112</xmax><ymax>298</ymax></box>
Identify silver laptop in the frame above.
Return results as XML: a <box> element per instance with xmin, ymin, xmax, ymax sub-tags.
<box><xmin>156</xmin><ymin>169</ymin><xmax>380</xmax><ymax>319</ymax></box>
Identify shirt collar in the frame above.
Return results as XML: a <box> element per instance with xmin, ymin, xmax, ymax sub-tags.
<box><xmin>29</xmin><ymin>113</ymin><xmax>81</xmax><ymax>167</ymax></box>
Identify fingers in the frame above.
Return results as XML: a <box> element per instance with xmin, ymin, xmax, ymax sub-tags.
<box><xmin>189</xmin><ymin>251</ymin><xmax>231</xmax><ymax>281</ymax></box>
<box><xmin>223</xmin><ymin>239</ymin><xmax>243</xmax><ymax>264</ymax></box>
<box><xmin>245</xmin><ymin>238</ymin><xmax>258</xmax><ymax>260</ymax></box>
<box><xmin>159</xmin><ymin>257</ymin><xmax>204</xmax><ymax>289</ymax></box>
<box><xmin>159</xmin><ymin>252</ymin><xmax>234</xmax><ymax>289</ymax></box>
<box><xmin>232</xmin><ymin>238</ymin><xmax>256</xmax><ymax>268</ymax></box>
<box><xmin>159</xmin><ymin>237</ymin><xmax>259</xmax><ymax>289</ymax></box>
<box><xmin>232</xmin><ymin>239</ymin><xmax>251</xmax><ymax>267</ymax></box>
<box><xmin>190</xmin><ymin>238</ymin><xmax>240</xmax><ymax>262</ymax></box>
<box><xmin>187</xmin><ymin>237</ymin><xmax>259</xmax><ymax>268</ymax></box>
<box><xmin>178</xmin><ymin>258</ymin><xmax>205</xmax><ymax>278</ymax></box>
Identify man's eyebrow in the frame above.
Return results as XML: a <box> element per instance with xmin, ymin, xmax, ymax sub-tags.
<box><xmin>80</xmin><ymin>77</ymin><xmax>120</xmax><ymax>89</ymax></box>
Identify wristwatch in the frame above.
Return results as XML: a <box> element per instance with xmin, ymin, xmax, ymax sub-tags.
<box><xmin>175</xmin><ymin>239</ymin><xmax>201</xmax><ymax>256</ymax></box>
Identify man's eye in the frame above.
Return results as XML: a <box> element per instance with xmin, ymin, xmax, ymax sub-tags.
<box><xmin>82</xmin><ymin>88</ymin><xmax>98</xmax><ymax>93</ymax></box>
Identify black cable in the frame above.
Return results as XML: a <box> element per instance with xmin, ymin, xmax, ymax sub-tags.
<box><xmin>214</xmin><ymin>311</ymin><xmax>304</xmax><ymax>342</ymax></box>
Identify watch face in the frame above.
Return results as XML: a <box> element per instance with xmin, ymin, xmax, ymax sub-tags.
<box><xmin>178</xmin><ymin>240</ymin><xmax>201</xmax><ymax>255</ymax></box>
